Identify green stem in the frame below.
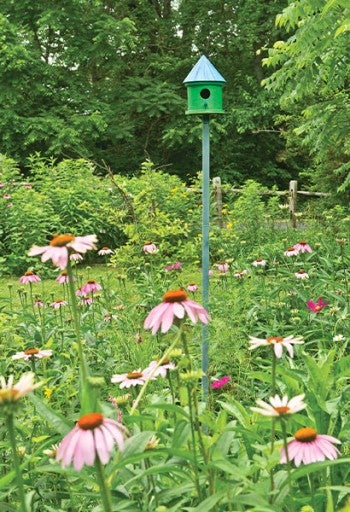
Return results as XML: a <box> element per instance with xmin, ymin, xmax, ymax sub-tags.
<box><xmin>6</xmin><ymin>414</ymin><xmax>28</xmax><ymax>512</ymax></box>
<box><xmin>130</xmin><ymin>334</ymin><xmax>181</xmax><ymax>416</ymax></box>
<box><xmin>269</xmin><ymin>350</ymin><xmax>277</xmax><ymax>501</ymax></box>
<box><xmin>280</xmin><ymin>419</ymin><xmax>295</xmax><ymax>512</ymax></box>
<box><xmin>185</xmin><ymin>381</ymin><xmax>203</xmax><ymax>500</ymax></box>
<box><xmin>66</xmin><ymin>261</ymin><xmax>88</xmax><ymax>387</ymax></box>
<box><xmin>95</xmin><ymin>456</ymin><xmax>113</xmax><ymax>512</ymax></box>
<box><xmin>271</xmin><ymin>350</ymin><xmax>277</xmax><ymax>396</ymax></box>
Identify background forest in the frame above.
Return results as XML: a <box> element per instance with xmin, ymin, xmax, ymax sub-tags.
<box><xmin>0</xmin><ymin>0</ymin><xmax>349</xmax><ymax>196</ymax></box>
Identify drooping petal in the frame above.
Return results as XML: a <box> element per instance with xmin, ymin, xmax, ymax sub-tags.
<box><xmin>74</xmin><ymin>429</ymin><xmax>95</xmax><ymax>470</ymax></box>
<box><xmin>103</xmin><ymin>419</ymin><xmax>125</xmax><ymax>452</ymax></box>
<box><xmin>57</xmin><ymin>428</ymin><xmax>81</xmax><ymax>467</ymax></box>
<box><xmin>274</xmin><ymin>342</ymin><xmax>284</xmax><ymax>359</ymax></box>
<box><xmin>144</xmin><ymin>302</ymin><xmax>168</xmax><ymax>330</ymax></box>
<box><xmin>94</xmin><ymin>427</ymin><xmax>110</xmax><ymax>465</ymax></box>
<box><xmin>160</xmin><ymin>304</ymin><xmax>176</xmax><ymax>333</ymax></box>
<box><xmin>70</xmin><ymin>235</ymin><xmax>97</xmax><ymax>253</ymax></box>
<box><xmin>28</xmin><ymin>245</ymin><xmax>49</xmax><ymax>256</ymax></box>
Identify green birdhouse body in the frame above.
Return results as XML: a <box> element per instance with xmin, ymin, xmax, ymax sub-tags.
<box><xmin>183</xmin><ymin>55</ymin><xmax>225</xmax><ymax>115</ymax></box>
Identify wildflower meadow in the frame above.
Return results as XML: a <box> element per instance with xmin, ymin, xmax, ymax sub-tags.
<box><xmin>0</xmin><ymin>159</ymin><xmax>349</xmax><ymax>512</ymax></box>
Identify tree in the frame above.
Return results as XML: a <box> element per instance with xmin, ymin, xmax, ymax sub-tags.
<box><xmin>0</xmin><ymin>0</ymin><xmax>300</xmax><ymax>187</ymax></box>
<box><xmin>262</xmin><ymin>0</ymin><xmax>350</xmax><ymax>195</ymax></box>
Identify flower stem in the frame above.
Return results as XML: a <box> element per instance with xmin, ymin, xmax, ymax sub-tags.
<box><xmin>130</xmin><ymin>334</ymin><xmax>180</xmax><ymax>416</ymax></box>
<box><xmin>6</xmin><ymin>414</ymin><xmax>28</xmax><ymax>512</ymax></box>
<box><xmin>95</xmin><ymin>456</ymin><xmax>113</xmax><ymax>512</ymax></box>
<box><xmin>280</xmin><ymin>419</ymin><xmax>295</xmax><ymax>512</ymax></box>
<box><xmin>66</xmin><ymin>261</ymin><xmax>88</xmax><ymax>388</ymax></box>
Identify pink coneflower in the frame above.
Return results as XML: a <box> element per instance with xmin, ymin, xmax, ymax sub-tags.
<box><xmin>307</xmin><ymin>297</ymin><xmax>328</xmax><ymax>313</ymax></box>
<box><xmin>19</xmin><ymin>271</ymin><xmax>41</xmax><ymax>284</ymax></box>
<box><xmin>210</xmin><ymin>375</ymin><xmax>230</xmax><ymax>389</ymax></box>
<box><xmin>284</xmin><ymin>247</ymin><xmax>298</xmax><ymax>257</ymax></box>
<box><xmin>280</xmin><ymin>427</ymin><xmax>341</xmax><ymax>467</ymax></box>
<box><xmin>29</xmin><ymin>234</ymin><xmax>97</xmax><ymax>270</ymax></box>
<box><xmin>56</xmin><ymin>270</ymin><xmax>76</xmax><ymax>284</ymax></box>
<box><xmin>251</xmin><ymin>394</ymin><xmax>306</xmax><ymax>416</ymax></box>
<box><xmin>252</xmin><ymin>258</ymin><xmax>267</xmax><ymax>267</ymax></box>
<box><xmin>295</xmin><ymin>269</ymin><xmax>309</xmax><ymax>279</ymax></box>
<box><xmin>111</xmin><ymin>370</ymin><xmax>147</xmax><ymax>388</ymax></box>
<box><xmin>12</xmin><ymin>348</ymin><xmax>53</xmax><ymax>361</ymax></box>
<box><xmin>234</xmin><ymin>270</ymin><xmax>247</xmax><ymax>278</ymax></box>
<box><xmin>50</xmin><ymin>299</ymin><xmax>68</xmax><ymax>309</ymax></box>
<box><xmin>77</xmin><ymin>279</ymin><xmax>102</xmax><ymax>295</ymax></box>
<box><xmin>56</xmin><ymin>412</ymin><xmax>125</xmax><ymax>471</ymax></box>
<box><xmin>249</xmin><ymin>334</ymin><xmax>304</xmax><ymax>358</ymax></box>
<box><xmin>34</xmin><ymin>299</ymin><xmax>44</xmax><ymax>307</ymax></box>
<box><xmin>0</xmin><ymin>182</ymin><xmax>5</xmax><ymax>187</ymax></box>
<box><xmin>165</xmin><ymin>261</ymin><xmax>182</xmax><ymax>271</ymax></box>
<box><xmin>142</xmin><ymin>242</ymin><xmax>158</xmax><ymax>254</ymax></box>
<box><xmin>294</xmin><ymin>241</ymin><xmax>312</xmax><ymax>253</ymax></box>
<box><xmin>187</xmin><ymin>283</ymin><xmax>198</xmax><ymax>293</ymax></box>
<box><xmin>216</xmin><ymin>262</ymin><xmax>229</xmax><ymax>273</ymax></box>
<box><xmin>98</xmin><ymin>246</ymin><xmax>113</xmax><ymax>256</ymax></box>
<box><xmin>3</xmin><ymin>193</ymin><xmax>11</xmax><ymax>200</ymax></box>
<box><xmin>143</xmin><ymin>359</ymin><xmax>176</xmax><ymax>379</ymax></box>
<box><xmin>23</xmin><ymin>184</ymin><xmax>33</xmax><ymax>189</ymax></box>
<box><xmin>0</xmin><ymin>372</ymin><xmax>42</xmax><ymax>404</ymax></box>
<box><xmin>79</xmin><ymin>295</ymin><xmax>93</xmax><ymax>306</ymax></box>
<box><xmin>144</xmin><ymin>289</ymin><xmax>209</xmax><ymax>335</ymax></box>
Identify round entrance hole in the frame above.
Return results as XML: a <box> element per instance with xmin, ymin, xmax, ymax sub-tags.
<box><xmin>200</xmin><ymin>88</ymin><xmax>211</xmax><ymax>99</ymax></box>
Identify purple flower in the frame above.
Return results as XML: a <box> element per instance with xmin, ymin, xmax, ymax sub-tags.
<box><xmin>144</xmin><ymin>289</ymin><xmax>209</xmax><ymax>335</ymax></box>
<box><xmin>210</xmin><ymin>376</ymin><xmax>230</xmax><ymax>389</ymax></box>
<box><xmin>19</xmin><ymin>271</ymin><xmax>41</xmax><ymax>284</ymax></box>
<box><xmin>281</xmin><ymin>427</ymin><xmax>340</xmax><ymax>467</ymax></box>
<box><xmin>165</xmin><ymin>262</ymin><xmax>182</xmax><ymax>271</ymax></box>
<box><xmin>307</xmin><ymin>297</ymin><xmax>328</xmax><ymax>313</ymax></box>
<box><xmin>56</xmin><ymin>412</ymin><xmax>125</xmax><ymax>471</ymax></box>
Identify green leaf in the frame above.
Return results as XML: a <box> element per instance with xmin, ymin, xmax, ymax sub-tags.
<box><xmin>189</xmin><ymin>491</ymin><xmax>226</xmax><ymax>511</ymax></box>
<box><xmin>29</xmin><ymin>394</ymin><xmax>71</xmax><ymax>435</ymax></box>
<box><xmin>218</xmin><ymin>399</ymin><xmax>251</xmax><ymax>428</ymax></box>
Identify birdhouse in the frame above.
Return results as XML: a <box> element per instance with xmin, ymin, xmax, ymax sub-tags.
<box><xmin>183</xmin><ymin>55</ymin><xmax>225</xmax><ymax>115</ymax></box>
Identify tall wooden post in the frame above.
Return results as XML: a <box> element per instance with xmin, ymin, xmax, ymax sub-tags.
<box><xmin>289</xmin><ymin>180</ymin><xmax>298</xmax><ymax>229</ymax></box>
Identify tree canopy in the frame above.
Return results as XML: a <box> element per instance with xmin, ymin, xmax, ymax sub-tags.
<box><xmin>0</xmin><ymin>0</ymin><xmax>349</xmax><ymax>194</ymax></box>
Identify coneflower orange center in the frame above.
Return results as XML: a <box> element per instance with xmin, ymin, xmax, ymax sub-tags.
<box><xmin>287</xmin><ymin>247</ymin><xmax>295</xmax><ymax>251</ymax></box>
<box><xmin>299</xmin><ymin>241</ymin><xmax>307</xmax><ymax>245</ymax></box>
<box><xmin>163</xmin><ymin>289</ymin><xmax>187</xmax><ymax>303</ymax></box>
<box><xmin>25</xmin><ymin>271</ymin><xmax>34</xmax><ymax>276</ymax></box>
<box><xmin>274</xmin><ymin>406</ymin><xmax>290</xmax><ymax>414</ymax></box>
<box><xmin>294</xmin><ymin>427</ymin><xmax>317</xmax><ymax>442</ymax></box>
<box><xmin>50</xmin><ymin>234</ymin><xmax>75</xmax><ymax>247</ymax></box>
<box><xmin>78</xmin><ymin>412</ymin><xmax>103</xmax><ymax>430</ymax></box>
<box><xmin>267</xmin><ymin>336</ymin><xmax>284</xmax><ymax>343</ymax></box>
<box><xmin>87</xmin><ymin>279</ymin><xmax>96</xmax><ymax>284</ymax></box>
<box><xmin>315</xmin><ymin>305</ymin><xmax>321</xmax><ymax>311</ymax></box>
<box><xmin>60</xmin><ymin>270</ymin><xmax>68</xmax><ymax>276</ymax></box>
<box><xmin>298</xmin><ymin>269</ymin><xmax>306</xmax><ymax>274</ymax></box>
<box><xmin>102</xmin><ymin>246</ymin><xmax>109</xmax><ymax>250</ymax></box>
<box><xmin>24</xmin><ymin>348</ymin><xmax>39</xmax><ymax>356</ymax></box>
<box><xmin>127</xmin><ymin>372</ymin><xmax>143</xmax><ymax>379</ymax></box>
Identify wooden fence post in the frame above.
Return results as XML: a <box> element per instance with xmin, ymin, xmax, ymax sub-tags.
<box><xmin>212</xmin><ymin>177</ymin><xmax>224</xmax><ymax>227</ymax></box>
<box><xmin>289</xmin><ymin>180</ymin><xmax>298</xmax><ymax>229</ymax></box>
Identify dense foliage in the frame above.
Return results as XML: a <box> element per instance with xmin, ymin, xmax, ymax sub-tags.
<box><xmin>0</xmin><ymin>194</ymin><xmax>349</xmax><ymax>510</ymax></box>
<box><xmin>0</xmin><ymin>0</ymin><xmax>305</xmax><ymax>187</ymax></box>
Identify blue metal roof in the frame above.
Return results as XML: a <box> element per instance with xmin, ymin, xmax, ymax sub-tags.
<box><xmin>183</xmin><ymin>55</ymin><xmax>226</xmax><ymax>84</ymax></box>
